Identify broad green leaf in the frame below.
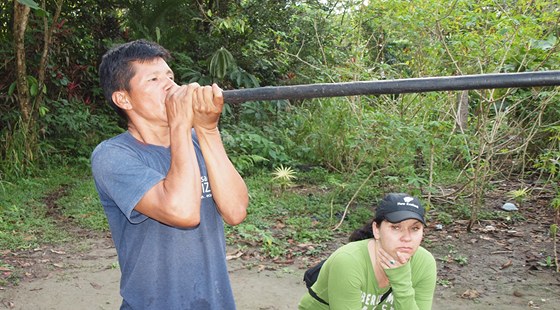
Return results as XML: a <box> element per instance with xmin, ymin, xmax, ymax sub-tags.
<box><xmin>209</xmin><ymin>47</ymin><xmax>235</xmax><ymax>79</ymax></box>
<box><xmin>17</xmin><ymin>0</ymin><xmax>40</xmax><ymax>10</ymax></box>
<box><xmin>156</xmin><ymin>27</ymin><xmax>161</xmax><ymax>43</ymax></box>
<box><xmin>30</xmin><ymin>83</ymin><xmax>38</xmax><ymax>97</ymax></box>
<box><xmin>17</xmin><ymin>0</ymin><xmax>48</xmax><ymax>16</ymax></box>
<box><xmin>8</xmin><ymin>81</ymin><xmax>16</xmax><ymax>96</ymax></box>
<box><xmin>39</xmin><ymin>106</ymin><xmax>49</xmax><ymax>117</ymax></box>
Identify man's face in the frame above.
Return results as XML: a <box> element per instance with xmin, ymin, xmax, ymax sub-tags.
<box><xmin>126</xmin><ymin>57</ymin><xmax>176</xmax><ymax>124</ymax></box>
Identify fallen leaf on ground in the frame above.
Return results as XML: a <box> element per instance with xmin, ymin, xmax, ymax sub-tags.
<box><xmin>90</xmin><ymin>282</ymin><xmax>102</xmax><ymax>289</ymax></box>
<box><xmin>500</xmin><ymin>259</ymin><xmax>513</xmax><ymax>269</ymax></box>
<box><xmin>226</xmin><ymin>251</ymin><xmax>244</xmax><ymax>260</ymax></box>
<box><xmin>461</xmin><ymin>289</ymin><xmax>480</xmax><ymax>299</ymax></box>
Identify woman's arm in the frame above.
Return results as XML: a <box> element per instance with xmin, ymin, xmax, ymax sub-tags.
<box><xmin>384</xmin><ymin>248</ymin><xmax>437</xmax><ymax>310</ymax></box>
<box><xmin>327</xmin><ymin>256</ymin><xmax>365</xmax><ymax>309</ymax></box>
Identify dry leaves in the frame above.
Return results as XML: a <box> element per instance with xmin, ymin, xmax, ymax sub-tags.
<box><xmin>461</xmin><ymin>289</ymin><xmax>480</xmax><ymax>299</ymax></box>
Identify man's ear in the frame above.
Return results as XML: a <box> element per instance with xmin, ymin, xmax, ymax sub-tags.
<box><xmin>112</xmin><ymin>91</ymin><xmax>132</xmax><ymax>110</ymax></box>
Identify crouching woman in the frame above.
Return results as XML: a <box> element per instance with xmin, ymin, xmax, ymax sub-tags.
<box><xmin>298</xmin><ymin>193</ymin><xmax>437</xmax><ymax>310</ymax></box>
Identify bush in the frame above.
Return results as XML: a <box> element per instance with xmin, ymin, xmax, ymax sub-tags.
<box><xmin>41</xmin><ymin>98</ymin><xmax>123</xmax><ymax>164</ymax></box>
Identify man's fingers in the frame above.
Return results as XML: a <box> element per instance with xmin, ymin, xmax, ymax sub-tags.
<box><xmin>194</xmin><ymin>85</ymin><xmax>223</xmax><ymax>113</ymax></box>
<box><xmin>198</xmin><ymin>85</ymin><xmax>214</xmax><ymax>112</ymax></box>
<box><xmin>212</xmin><ymin>83</ymin><xmax>224</xmax><ymax>107</ymax></box>
<box><xmin>187</xmin><ymin>83</ymin><xmax>200</xmax><ymax>106</ymax></box>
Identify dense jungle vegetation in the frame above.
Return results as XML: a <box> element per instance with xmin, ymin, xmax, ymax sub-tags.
<box><xmin>0</xmin><ymin>0</ymin><xmax>559</xmax><ymax>268</ymax></box>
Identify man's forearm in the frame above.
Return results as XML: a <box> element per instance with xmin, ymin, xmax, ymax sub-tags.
<box><xmin>195</xmin><ymin>127</ymin><xmax>248</xmax><ymax>225</ymax></box>
<box><xmin>163</xmin><ymin>125</ymin><xmax>203</xmax><ymax>223</ymax></box>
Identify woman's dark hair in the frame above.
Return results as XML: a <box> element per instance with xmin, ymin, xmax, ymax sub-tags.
<box><xmin>99</xmin><ymin>39</ymin><xmax>171</xmax><ymax>120</ymax></box>
<box><xmin>348</xmin><ymin>218</ymin><xmax>383</xmax><ymax>242</ymax></box>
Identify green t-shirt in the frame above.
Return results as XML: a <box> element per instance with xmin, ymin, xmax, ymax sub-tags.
<box><xmin>298</xmin><ymin>239</ymin><xmax>436</xmax><ymax>310</ymax></box>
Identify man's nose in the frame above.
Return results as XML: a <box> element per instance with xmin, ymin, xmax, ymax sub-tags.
<box><xmin>165</xmin><ymin>79</ymin><xmax>179</xmax><ymax>91</ymax></box>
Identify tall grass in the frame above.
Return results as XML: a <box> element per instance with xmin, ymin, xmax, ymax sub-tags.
<box><xmin>0</xmin><ymin>118</ymin><xmax>38</xmax><ymax>180</ymax></box>
<box><xmin>0</xmin><ymin>167</ymin><xmax>75</xmax><ymax>251</ymax></box>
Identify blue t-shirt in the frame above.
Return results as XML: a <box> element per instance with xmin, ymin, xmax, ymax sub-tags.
<box><xmin>91</xmin><ymin>131</ymin><xmax>235</xmax><ymax>310</ymax></box>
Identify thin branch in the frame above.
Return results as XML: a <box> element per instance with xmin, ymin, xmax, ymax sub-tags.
<box><xmin>332</xmin><ymin>166</ymin><xmax>388</xmax><ymax>231</ymax></box>
<box><xmin>36</xmin><ymin>0</ymin><xmax>64</xmax><ymax>110</ymax></box>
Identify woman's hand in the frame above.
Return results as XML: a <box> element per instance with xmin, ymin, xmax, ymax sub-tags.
<box><xmin>377</xmin><ymin>245</ymin><xmax>412</xmax><ymax>269</ymax></box>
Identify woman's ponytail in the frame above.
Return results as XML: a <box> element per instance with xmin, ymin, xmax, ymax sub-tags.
<box><xmin>348</xmin><ymin>219</ymin><xmax>375</xmax><ymax>242</ymax></box>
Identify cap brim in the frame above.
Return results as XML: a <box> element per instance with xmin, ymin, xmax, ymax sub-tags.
<box><xmin>384</xmin><ymin>211</ymin><xmax>425</xmax><ymax>225</ymax></box>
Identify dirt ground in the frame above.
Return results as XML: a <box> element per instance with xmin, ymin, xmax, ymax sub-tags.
<box><xmin>1</xmin><ymin>187</ymin><xmax>560</xmax><ymax>309</ymax></box>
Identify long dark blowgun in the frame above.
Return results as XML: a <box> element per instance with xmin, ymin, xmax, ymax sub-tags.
<box><xmin>222</xmin><ymin>71</ymin><xmax>560</xmax><ymax>104</ymax></box>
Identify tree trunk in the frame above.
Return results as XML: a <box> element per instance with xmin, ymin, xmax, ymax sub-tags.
<box><xmin>13</xmin><ymin>0</ymin><xmax>36</xmax><ymax>163</ymax></box>
<box><xmin>36</xmin><ymin>0</ymin><xmax>64</xmax><ymax>107</ymax></box>
<box><xmin>13</xmin><ymin>1</ymin><xmax>31</xmax><ymax>126</ymax></box>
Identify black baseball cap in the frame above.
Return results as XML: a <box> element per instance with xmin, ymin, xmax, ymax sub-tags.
<box><xmin>375</xmin><ymin>193</ymin><xmax>426</xmax><ymax>225</ymax></box>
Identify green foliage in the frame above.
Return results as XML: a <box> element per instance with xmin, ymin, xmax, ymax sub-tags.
<box><xmin>454</xmin><ymin>255</ymin><xmax>469</xmax><ymax>266</ymax></box>
<box><xmin>57</xmin><ymin>178</ymin><xmax>108</xmax><ymax>232</ymax></box>
<box><xmin>538</xmin><ymin>256</ymin><xmax>556</xmax><ymax>268</ymax></box>
<box><xmin>0</xmin><ymin>166</ymin><xmax>107</xmax><ymax>252</ymax></box>
<box><xmin>41</xmin><ymin>98</ymin><xmax>123</xmax><ymax>162</ymax></box>
<box><xmin>0</xmin><ymin>168</ymin><xmax>79</xmax><ymax>251</ymax></box>
<box><xmin>437</xmin><ymin>278</ymin><xmax>452</xmax><ymax>287</ymax></box>
<box><xmin>123</xmin><ymin>0</ymin><xmax>195</xmax><ymax>51</ymax></box>
<box><xmin>0</xmin><ymin>118</ymin><xmax>37</xmax><ymax>179</ymax></box>
<box><xmin>437</xmin><ymin>212</ymin><xmax>454</xmax><ymax>225</ymax></box>
<box><xmin>289</xmin><ymin>98</ymin><xmax>370</xmax><ymax>171</ymax></box>
<box><xmin>506</xmin><ymin>187</ymin><xmax>530</xmax><ymax>204</ymax></box>
<box><xmin>171</xmin><ymin>47</ymin><xmax>260</xmax><ymax>90</ymax></box>
<box><xmin>271</xmin><ymin>165</ymin><xmax>297</xmax><ymax>193</ymax></box>
<box><xmin>285</xmin><ymin>217</ymin><xmax>329</xmax><ymax>244</ymax></box>
<box><xmin>533</xmin><ymin>125</ymin><xmax>560</xmax><ymax>180</ymax></box>
<box><xmin>225</xmin><ymin>171</ymin><xmax>342</xmax><ymax>259</ymax></box>
<box><xmin>210</xmin><ymin>47</ymin><xmax>236</xmax><ymax>80</ymax></box>
<box><xmin>2</xmin><ymin>1</ymin><xmax>560</xmax><ymax>257</ymax></box>
<box><xmin>438</xmin><ymin>245</ymin><xmax>469</xmax><ymax>267</ymax></box>
<box><xmin>288</xmin><ymin>95</ymin><xmax>462</xmax><ymax>199</ymax></box>
<box><xmin>221</xmin><ymin>123</ymin><xmax>292</xmax><ymax>175</ymax></box>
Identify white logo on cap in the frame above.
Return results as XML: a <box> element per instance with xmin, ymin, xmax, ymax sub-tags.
<box><xmin>401</xmin><ymin>196</ymin><xmax>419</xmax><ymax>209</ymax></box>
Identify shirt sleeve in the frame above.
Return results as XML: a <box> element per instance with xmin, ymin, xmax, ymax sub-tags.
<box><xmin>325</xmin><ymin>252</ymin><xmax>367</xmax><ymax>309</ymax></box>
<box><xmin>91</xmin><ymin>140</ymin><xmax>165</xmax><ymax>223</ymax></box>
<box><xmin>384</xmin><ymin>247</ymin><xmax>437</xmax><ymax>310</ymax></box>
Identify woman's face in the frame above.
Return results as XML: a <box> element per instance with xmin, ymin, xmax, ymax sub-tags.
<box><xmin>373</xmin><ymin>219</ymin><xmax>424</xmax><ymax>259</ymax></box>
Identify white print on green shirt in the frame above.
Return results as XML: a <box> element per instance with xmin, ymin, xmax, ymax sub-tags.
<box><xmin>361</xmin><ymin>291</ymin><xmax>394</xmax><ymax>310</ymax></box>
